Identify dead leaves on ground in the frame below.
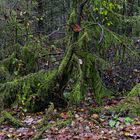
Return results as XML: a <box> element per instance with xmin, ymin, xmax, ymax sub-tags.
<box><xmin>0</xmin><ymin>96</ymin><xmax>140</xmax><ymax>140</ymax></box>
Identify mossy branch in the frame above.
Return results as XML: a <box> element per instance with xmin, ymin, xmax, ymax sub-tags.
<box><xmin>32</xmin><ymin>119</ymin><xmax>72</xmax><ymax>140</ymax></box>
<box><xmin>0</xmin><ymin>111</ymin><xmax>23</xmax><ymax>127</ymax></box>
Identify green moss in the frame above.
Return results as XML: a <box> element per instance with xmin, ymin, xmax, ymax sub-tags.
<box><xmin>0</xmin><ymin>70</ymin><xmax>57</xmax><ymax>111</ymax></box>
<box><xmin>37</xmin><ymin>103</ymin><xmax>55</xmax><ymax>129</ymax></box>
<box><xmin>108</xmin><ymin>84</ymin><xmax>140</xmax><ymax>116</ymax></box>
<box><xmin>58</xmin><ymin>46</ymin><xmax>73</xmax><ymax>74</ymax></box>
<box><xmin>87</xmin><ymin>59</ymin><xmax>110</xmax><ymax>105</ymax></box>
<box><xmin>0</xmin><ymin>66</ymin><xmax>10</xmax><ymax>83</ymax></box>
<box><xmin>89</xmin><ymin>107</ymin><xmax>103</xmax><ymax>114</ymax></box>
<box><xmin>129</xmin><ymin>83</ymin><xmax>140</xmax><ymax>96</ymax></box>
<box><xmin>78</xmin><ymin>31</ymin><xmax>89</xmax><ymax>49</ymax></box>
<box><xmin>1</xmin><ymin>111</ymin><xmax>23</xmax><ymax>127</ymax></box>
<box><xmin>67</xmin><ymin>54</ymin><xmax>87</xmax><ymax>104</ymax></box>
<box><xmin>109</xmin><ymin>97</ymin><xmax>140</xmax><ymax>117</ymax></box>
<box><xmin>0</xmin><ymin>43</ymin><xmax>47</xmax><ymax>79</ymax></box>
<box><xmin>70</xmin><ymin>82</ymin><xmax>82</xmax><ymax>103</ymax></box>
<box><xmin>0</xmin><ymin>117</ymin><xmax>5</xmax><ymax>124</ymax></box>
<box><xmin>21</xmin><ymin>45</ymin><xmax>38</xmax><ymax>73</ymax></box>
<box><xmin>68</xmin><ymin>9</ymin><xmax>77</xmax><ymax>25</ymax></box>
<box><xmin>0</xmin><ymin>53</ymin><xmax>16</xmax><ymax>75</ymax></box>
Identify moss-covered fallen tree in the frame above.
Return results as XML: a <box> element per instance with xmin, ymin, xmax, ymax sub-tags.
<box><xmin>0</xmin><ymin>0</ymin><xmax>136</xmax><ymax>113</ymax></box>
<box><xmin>0</xmin><ymin>0</ymin><xmax>98</xmax><ymax>112</ymax></box>
<box><xmin>0</xmin><ymin>69</ymin><xmax>68</xmax><ymax>112</ymax></box>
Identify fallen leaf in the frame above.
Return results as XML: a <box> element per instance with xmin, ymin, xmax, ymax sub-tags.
<box><xmin>91</xmin><ymin>114</ymin><xmax>99</xmax><ymax>120</ymax></box>
<box><xmin>72</xmin><ymin>24</ymin><xmax>81</xmax><ymax>32</ymax></box>
<box><xmin>60</xmin><ymin>112</ymin><xmax>69</xmax><ymax>119</ymax></box>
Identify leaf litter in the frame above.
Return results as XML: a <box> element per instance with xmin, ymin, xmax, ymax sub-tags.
<box><xmin>0</xmin><ymin>95</ymin><xmax>139</xmax><ymax>140</ymax></box>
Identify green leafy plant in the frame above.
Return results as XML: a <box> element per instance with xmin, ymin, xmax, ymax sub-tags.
<box><xmin>124</xmin><ymin>117</ymin><xmax>133</xmax><ymax>125</ymax></box>
<box><xmin>109</xmin><ymin>114</ymin><xmax>119</xmax><ymax>128</ymax></box>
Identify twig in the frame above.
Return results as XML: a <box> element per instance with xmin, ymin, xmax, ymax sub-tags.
<box><xmin>46</xmin><ymin>28</ymin><xmax>60</xmax><ymax>37</ymax></box>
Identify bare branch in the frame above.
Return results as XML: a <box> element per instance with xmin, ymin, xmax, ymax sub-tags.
<box><xmin>77</xmin><ymin>0</ymin><xmax>89</xmax><ymax>25</ymax></box>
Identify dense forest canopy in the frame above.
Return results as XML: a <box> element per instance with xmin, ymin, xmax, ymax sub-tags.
<box><xmin>0</xmin><ymin>0</ymin><xmax>140</xmax><ymax>139</ymax></box>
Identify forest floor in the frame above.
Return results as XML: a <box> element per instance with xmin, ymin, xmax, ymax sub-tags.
<box><xmin>0</xmin><ymin>94</ymin><xmax>140</xmax><ymax>140</ymax></box>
